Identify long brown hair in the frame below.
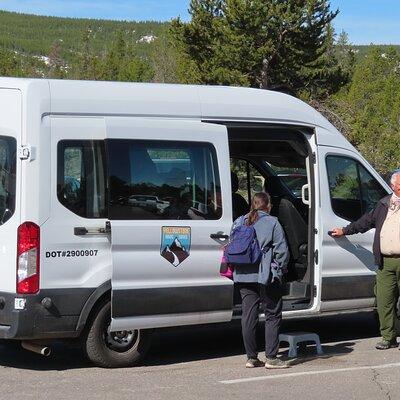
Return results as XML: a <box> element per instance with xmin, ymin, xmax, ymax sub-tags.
<box><xmin>247</xmin><ymin>192</ymin><xmax>272</xmax><ymax>226</ymax></box>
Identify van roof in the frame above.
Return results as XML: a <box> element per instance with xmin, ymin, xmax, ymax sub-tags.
<box><xmin>0</xmin><ymin>77</ymin><xmax>336</xmax><ymax>131</ymax></box>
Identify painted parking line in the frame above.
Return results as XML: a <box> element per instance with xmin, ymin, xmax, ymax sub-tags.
<box><xmin>219</xmin><ymin>362</ymin><xmax>400</xmax><ymax>384</ymax></box>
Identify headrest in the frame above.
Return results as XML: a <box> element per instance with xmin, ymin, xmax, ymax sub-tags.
<box><xmin>231</xmin><ymin>171</ymin><xmax>239</xmax><ymax>193</ymax></box>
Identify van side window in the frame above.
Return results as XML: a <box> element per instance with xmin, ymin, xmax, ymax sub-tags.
<box><xmin>57</xmin><ymin>140</ymin><xmax>107</xmax><ymax>218</ymax></box>
<box><xmin>107</xmin><ymin>140</ymin><xmax>222</xmax><ymax>220</ymax></box>
<box><xmin>230</xmin><ymin>159</ymin><xmax>264</xmax><ymax>204</ymax></box>
<box><xmin>358</xmin><ymin>164</ymin><xmax>388</xmax><ymax>213</ymax></box>
<box><xmin>0</xmin><ymin>136</ymin><xmax>16</xmax><ymax>225</ymax></box>
<box><xmin>326</xmin><ymin>155</ymin><xmax>387</xmax><ymax>221</ymax></box>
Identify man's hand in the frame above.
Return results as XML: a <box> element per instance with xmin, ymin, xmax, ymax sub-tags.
<box><xmin>329</xmin><ymin>228</ymin><xmax>344</xmax><ymax>237</ymax></box>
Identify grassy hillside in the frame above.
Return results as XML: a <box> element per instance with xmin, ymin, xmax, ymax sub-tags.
<box><xmin>354</xmin><ymin>45</ymin><xmax>400</xmax><ymax>59</ymax></box>
<box><xmin>0</xmin><ymin>10</ymin><xmax>168</xmax><ymax>61</ymax></box>
<box><xmin>1</xmin><ymin>9</ymin><xmax>398</xmax><ymax>63</ymax></box>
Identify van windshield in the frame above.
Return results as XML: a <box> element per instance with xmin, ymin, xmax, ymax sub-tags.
<box><xmin>0</xmin><ymin>136</ymin><xmax>16</xmax><ymax>225</ymax></box>
<box><xmin>265</xmin><ymin>162</ymin><xmax>307</xmax><ymax>198</ymax></box>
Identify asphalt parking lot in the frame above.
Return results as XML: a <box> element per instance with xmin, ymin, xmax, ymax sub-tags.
<box><xmin>0</xmin><ymin>311</ymin><xmax>399</xmax><ymax>400</ymax></box>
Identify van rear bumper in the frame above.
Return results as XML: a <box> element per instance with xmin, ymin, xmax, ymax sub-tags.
<box><xmin>0</xmin><ymin>288</ymin><xmax>95</xmax><ymax>340</ymax></box>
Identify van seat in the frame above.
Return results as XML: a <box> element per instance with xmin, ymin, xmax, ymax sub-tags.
<box><xmin>272</xmin><ymin>197</ymin><xmax>308</xmax><ymax>279</ymax></box>
<box><xmin>231</xmin><ymin>171</ymin><xmax>249</xmax><ymax>220</ymax></box>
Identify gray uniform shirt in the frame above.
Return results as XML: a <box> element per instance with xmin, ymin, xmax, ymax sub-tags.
<box><xmin>232</xmin><ymin>211</ymin><xmax>289</xmax><ymax>285</ymax></box>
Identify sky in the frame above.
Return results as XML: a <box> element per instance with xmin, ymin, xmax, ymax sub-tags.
<box><xmin>0</xmin><ymin>0</ymin><xmax>398</xmax><ymax>45</ymax></box>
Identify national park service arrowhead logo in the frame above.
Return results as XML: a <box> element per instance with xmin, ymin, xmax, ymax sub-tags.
<box><xmin>160</xmin><ymin>226</ymin><xmax>191</xmax><ymax>267</ymax></box>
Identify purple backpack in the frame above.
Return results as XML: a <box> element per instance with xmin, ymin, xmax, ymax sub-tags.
<box><xmin>225</xmin><ymin>216</ymin><xmax>263</xmax><ymax>267</ymax></box>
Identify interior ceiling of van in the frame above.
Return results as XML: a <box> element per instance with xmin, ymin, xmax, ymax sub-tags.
<box><xmin>226</xmin><ymin>125</ymin><xmax>309</xmax><ymax>168</ymax></box>
<box><xmin>230</xmin><ymin>139</ymin><xmax>307</xmax><ymax>168</ymax></box>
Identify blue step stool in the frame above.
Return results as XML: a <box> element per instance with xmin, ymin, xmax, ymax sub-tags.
<box><xmin>279</xmin><ymin>332</ymin><xmax>323</xmax><ymax>358</ymax></box>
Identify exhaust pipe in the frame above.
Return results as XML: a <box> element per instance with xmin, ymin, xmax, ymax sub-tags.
<box><xmin>21</xmin><ymin>341</ymin><xmax>51</xmax><ymax>357</ymax></box>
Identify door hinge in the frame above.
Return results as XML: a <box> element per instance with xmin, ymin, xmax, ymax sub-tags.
<box><xmin>18</xmin><ymin>145</ymin><xmax>36</xmax><ymax>161</ymax></box>
<box><xmin>314</xmin><ymin>249</ymin><xmax>319</xmax><ymax>265</ymax></box>
<box><xmin>311</xmin><ymin>152</ymin><xmax>317</xmax><ymax>164</ymax></box>
<box><xmin>313</xmin><ymin>285</ymin><xmax>317</xmax><ymax>297</ymax></box>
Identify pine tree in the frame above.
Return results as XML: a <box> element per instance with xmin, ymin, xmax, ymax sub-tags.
<box><xmin>119</xmin><ymin>42</ymin><xmax>154</xmax><ymax>82</ymax></box>
<box><xmin>335</xmin><ymin>31</ymin><xmax>356</xmax><ymax>83</ymax></box>
<box><xmin>75</xmin><ymin>27</ymin><xmax>103</xmax><ymax>80</ymax></box>
<box><xmin>102</xmin><ymin>30</ymin><xmax>126</xmax><ymax>81</ymax></box>
<box><xmin>151</xmin><ymin>29</ymin><xmax>179</xmax><ymax>83</ymax></box>
<box><xmin>171</xmin><ymin>0</ymin><xmax>346</xmax><ymax>97</ymax></box>
<box><xmin>47</xmin><ymin>40</ymin><xmax>66</xmax><ymax>79</ymax></box>
<box><xmin>333</xmin><ymin>46</ymin><xmax>400</xmax><ymax>175</ymax></box>
<box><xmin>100</xmin><ymin>31</ymin><xmax>154</xmax><ymax>82</ymax></box>
<box><xmin>171</xmin><ymin>0</ymin><xmax>226</xmax><ymax>84</ymax></box>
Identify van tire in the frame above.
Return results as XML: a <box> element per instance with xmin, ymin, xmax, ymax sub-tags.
<box><xmin>83</xmin><ymin>300</ymin><xmax>153</xmax><ymax>368</ymax></box>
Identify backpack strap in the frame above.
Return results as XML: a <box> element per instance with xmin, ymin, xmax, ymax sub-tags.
<box><xmin>261</xmin><ymin>240</ymin><xmax>273</xmax><ymax>254</ymax></box>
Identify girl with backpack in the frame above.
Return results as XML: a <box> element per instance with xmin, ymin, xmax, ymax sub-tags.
<box><xmin>228</xmin><ymin>192</ymin><xmax>289</xmax><ymax>369</ymax></box>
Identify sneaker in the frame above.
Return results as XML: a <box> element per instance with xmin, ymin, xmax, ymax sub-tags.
<box><xmin>245</xmin><ymin>358</ymin><xmax>265</xmax><ymax>368</ymax></box>
<box><xmin>265</xmin><ymin>357</ymin><xmax>289</xmax><ymax>369</ymax></box>
<box><xmin>375</xmin><ymin>339</ymin><xmax>398</xmax><ymax>350</ymax></box>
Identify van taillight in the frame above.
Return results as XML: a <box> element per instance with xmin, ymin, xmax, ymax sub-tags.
<box><xmin>17</xmin><ymin>222</ymin><xmax>40</xmax><ymax>294</ymax></box>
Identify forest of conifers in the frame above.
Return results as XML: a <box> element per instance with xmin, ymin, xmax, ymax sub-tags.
<box><xmin>0</xmin><ymin>3</ymin><xmax>399</xmax><ymax>177</ymax></box>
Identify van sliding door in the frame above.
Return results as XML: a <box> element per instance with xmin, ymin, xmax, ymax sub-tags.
<box><xmin>106</xmin><ymin>118</ymin><xmax>233</xmax><ymax>331</ymax></box>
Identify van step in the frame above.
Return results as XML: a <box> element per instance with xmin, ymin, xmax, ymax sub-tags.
<box><xmin>285</xmin><ymin>282</ymin><xmax>310</xmax><ymax>298</ymax></box>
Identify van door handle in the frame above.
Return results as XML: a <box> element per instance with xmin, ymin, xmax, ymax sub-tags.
<box><xmin>74</xmin><ymin>227</ymin><xmax>88</xmax><ymax>235</ymax></box>
<box><xmin>210</xmin><ymin>233</ymin><xmax>229</xmax><ymax>240</ymax></box>
<box><xmin>74</xmin><ymin>226</ymin><xmax>107</xmax><ymax>236</ymax></box>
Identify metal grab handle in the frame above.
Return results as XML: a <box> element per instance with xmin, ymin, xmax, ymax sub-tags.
<box><xmin>301</xmin><ymin>184</ymin><xmax>310</xmax><ymax>206</ymax></box>
<box><xmin>74</xmin><ymin>226</ymin><xmax>107</xmax><ymax>236</ymax></box>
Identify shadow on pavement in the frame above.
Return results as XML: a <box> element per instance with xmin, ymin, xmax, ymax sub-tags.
<box><xmin>0</xmin><ymin>311</ymin><xmax>379</xmax><ymax>370</ymax></box>
<box><xmin>283</xmin><ymin>341</ymin><xmax>356</xmax><ymax>366</ymax></box>
<box><xmin>145</xmin><ymin>311</ymin><xmax>378</xmax><ymax>366</ymax></box>
<box><xmin>0</xmin><ymin>340</ymin><xmax>91</xmax><ymax>371</ymax></box>
<box><xmin>281</xmin><ymin>311</ymin><xmax>379</xmax><ymax>344</ymax></box>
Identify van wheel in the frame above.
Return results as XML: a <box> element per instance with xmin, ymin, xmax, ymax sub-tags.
<box><xmin>83</xmin><ymin>301</ymin><xmax>153</xmax><ymax>368</ymax></box>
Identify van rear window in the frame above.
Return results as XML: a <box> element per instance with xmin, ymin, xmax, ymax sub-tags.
<box><xmin>0</xmin><ymin>136</ymin><xmax>16</xmax><ymax>225</ymax></box>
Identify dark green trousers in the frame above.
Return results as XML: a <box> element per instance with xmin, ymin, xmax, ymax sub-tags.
<box><xmin>376</xmin><ymin>257</ymin><xmax>400</xmax><ymax>341</ymax></box>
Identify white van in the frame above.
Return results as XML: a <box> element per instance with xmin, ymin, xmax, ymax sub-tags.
<box><xmin>0</xmin><ymin>78</ymin><xmax>392</xmax><ymax>367</ymax></box>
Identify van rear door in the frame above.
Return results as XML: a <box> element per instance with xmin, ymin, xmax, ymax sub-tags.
<box><xmin>0</xmin><ymin>89</ymin><xmax>21</xmax><ymax>293</ymax></box>
<box><xmin>106</xmin><ymin>118</ymin><xmax>233</xmax><ymax>331</ymax></box>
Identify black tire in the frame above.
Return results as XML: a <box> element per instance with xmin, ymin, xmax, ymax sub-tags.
<box><xmin>82</xmin><ymin>300</ymin><xmax>153</xmax><ymax>368</ymax></box>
